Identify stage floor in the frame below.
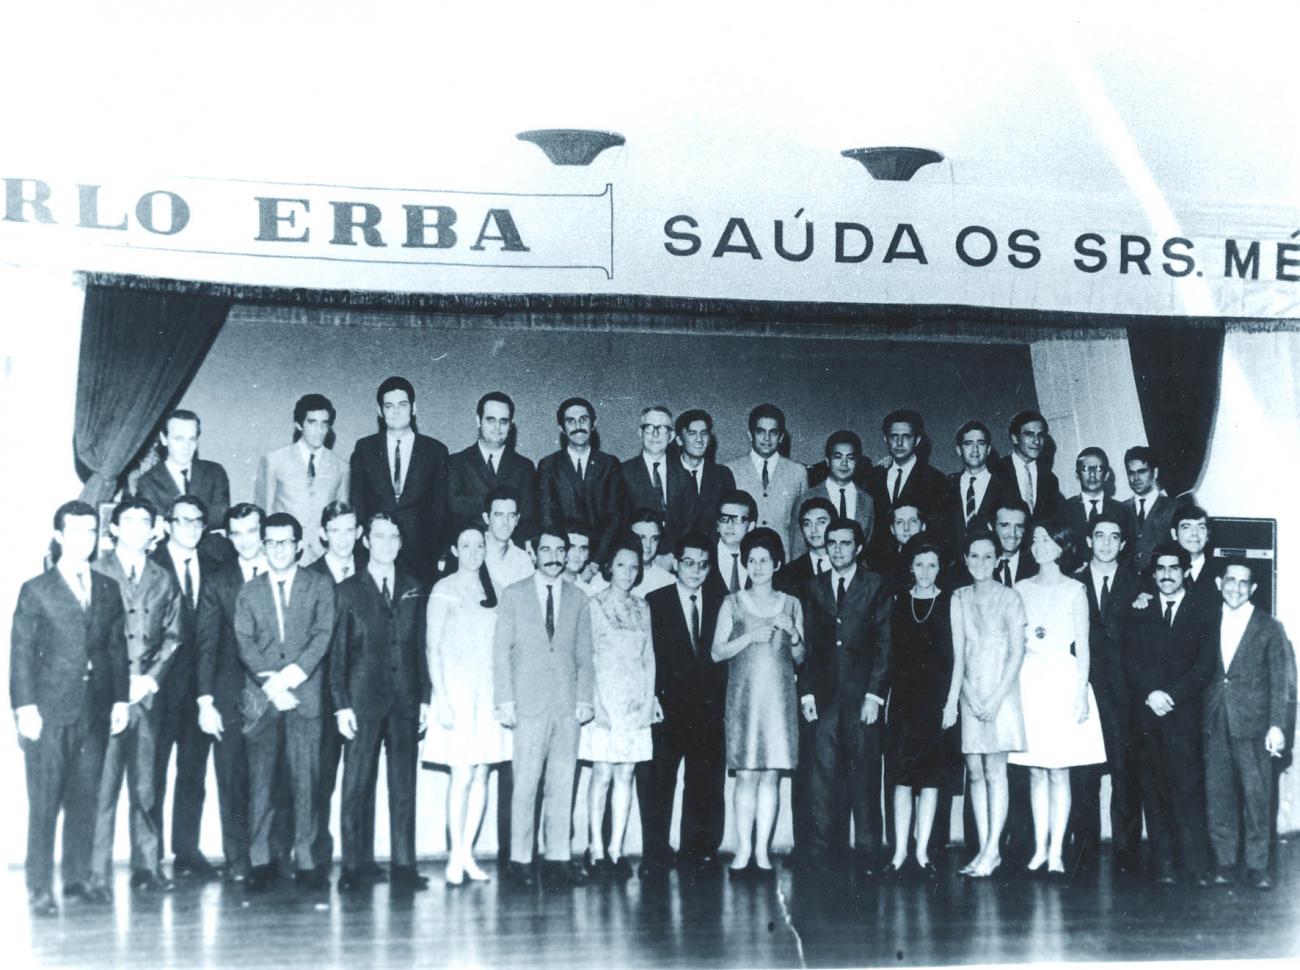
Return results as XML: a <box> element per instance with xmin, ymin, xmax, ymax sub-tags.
<box><xmin>10</xmin><ymin>844</ymin><xmax>1300</xmax><ymax>968</ymax></box>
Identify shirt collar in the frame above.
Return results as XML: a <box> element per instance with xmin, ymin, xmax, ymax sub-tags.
<box><xmin>966</xmin><ymin>466</ymin><xmax>990</xmax><ymax>483</ymax></box>
<box><xmin>165</xmin><ymin>458</ymin><xmax>192</xmax><ymax>477</ymax></box>
<box><xmin>1163</xmin><ymin>588</ymin><xmax>1186</xmax><ymax>610</ymax></box>
<box><xmin>1011</xmin><ymin>450</ymin><xmax>1035</xmax><ymax>472</ymax></box>
<box><xmin>114</xmin><ymin>548</ymin><xmax>147</xmax><ymax>577</ymax></box>
<box><xmin>387</xmin><ymin>428</ymin><xmax>414</xmax><ymax>445</ymax></box>
<box><xmin>832</xmin><ymin>563</ymin><xmax>857</xmax><ymax>586</ymax></box>
<box><xmin>893</xmin><ymin>456</ymin><xmax>917</xmax><ymax>475</ymax></box>
<box><xmin>750</xmin><ymin>450</ymin><xmax>776</xmax><ymax>475</ymax></box>
<box><xmin>1223</xmin><ymin>601</ymin><xmax>1255</xmax><ymax>624</ymax></box>
<box><xmin>478</xmin><ymin>442</ymin><xmax>505</xmax><ymax>463</ymax></box>
<box><xmin>296</xmin><ymin>438</ymin><xmax>321</xmax><ymax>462</ymax></box>
<box><xmin>535</xmin><ymin>571</ymin><xmax>562</xmax><ymax>592</ymax></box>
<box><xmin>57</xmin><ymin>559</ymin><xmax>91</xmax><ymax>586</ymax></box>
<box><xmin>368</xmin><ymin>562</ymin><xmax>396</xmax><ymax>590</ymax></box>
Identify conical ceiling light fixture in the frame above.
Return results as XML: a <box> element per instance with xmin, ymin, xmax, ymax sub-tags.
<box><xmin>841</xmin><ymin>147</ymin><xmax>943</xmax><ymax>181</ymax></box>
<box><xmin>517</xmin><ymin>129</ymin><xmax>625</xmax><ymax>165</ymax></box>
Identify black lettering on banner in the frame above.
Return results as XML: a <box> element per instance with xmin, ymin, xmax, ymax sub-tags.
<box><xmin>1276</xmin><ymin>240</ymin><xmax>1300</xmax><ymax>282</ymax></box>
<box><xmin>955</xmin><ymin>225</ymin><xmax>997</xmax><ymax>267</ymax></box>
<box><xmin>883</xmin><ymin>223</ymin><xmax>926</xmax><ymax>263</ymax></box>
<box><xmin>470</xmin><ymin>209</ymin><xmax>529</xmax><ymax>252</ymax></box>
<box><xmin>402</xmin><ymin>205</ymin><xmax>457</xmax><ymax>249</ymax></box>
<box><xmin>1073</xmin><ymin>233</ymin><xmax>1107</xmax><ymax>273</ymax></box>
<box><xmin>774</xmin><ymin>211</ymin><xmax>813</xmax><ymax>261</ymax></box>
<box><xmin>3</xmin><ymin>178</ymin><xmax>55</xmax><ymax>223</ymax></box>
<box><xmin>1161</xmin><ymin>237</ymin><xmax>1195</xmax><ymax>277</ymax></box>
<box><xmin>255</xmin><ymin>197</ymin><xmax>310</xmax><ymax>242</ymax></box>
<box><xmin>663</xmin><ymin>215</ymin><xmax>701</xmax><ymax>256</ymax></box>
<box><xmin>1007</xmin><ymin>229</ymin><xmax>1041</xmax><ymax>269</ymax></box>
<box><xmin>135</xmin><ymin>191</ymin><xmax>190</xmax><ymax>236</ymax></box>
<box><xmin>331</xmin><ymin>201</ymin><xmax>386</xmax><ymax>247</ymax></box>
<box><xmin>1118</xmin><ymin>234</ymin><xmax>1152</xmax><ymax>275</ymax></box>
<box><xmin>1224</xmin><ymin>239</ymin><xmax>1260</xmax><ymax>279</ymax></box>
<box><xmin>712</xmin><ymin>217</ymin><xmax>761</xmax><ymax>258</ymax></box>
<box><xmin>77</xmin><ymin>185</ymin><xmax>128</xmax><ymax>231</ymax></box>
<box><xmin>835</xmin><ymin>222</ymin><xmax>873</xmax><ymax>263</ymax></box>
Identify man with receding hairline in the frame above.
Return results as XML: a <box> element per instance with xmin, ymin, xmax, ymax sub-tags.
<box><xmin>449</xmin><ymin>391</ymin><xmax>538</xmax><ymax>550</ymax></box>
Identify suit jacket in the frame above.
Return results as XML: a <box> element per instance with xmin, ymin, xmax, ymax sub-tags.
<box><xmin>620</xmin><ymin>453</ymin><xmax>694</xmax><ymax>552</ymax></box>
<box><xmin>680</xmin><ymin>459</ymin><xmax>736</xmax><ymax>538</ymax></box>
<box><xmin>798</xmin><ymin>567</ymin><xmax>892</xmax><ymax>710</ymax></box>
<box><xmin>866</xmin><ymin>460</ymin><xmax>948</xmax><ymax>560</ymax></box>
<box><xmin>1123</xmin><ymin>592</ymin><xmax>1217</xmax><ymax>733</ymax></box>
<box><xmin>991</xmin><ymin>453</ymin><xmax>1062</xmax><ymax>519</ymax></box>
<box><xmin>151</xmin><ymin>542</ymin><xmax>213</xmax><ymax>694</ymax></box>
<box><xmin>536</xmin><ymin>448</ymin><xmax>626</xmax><ymax>565</ymax></box>
<box><xmin>1120</xmin><ymin>493</ymin><xmax>1175</xmax><ymax>574</ymax></box>
<box><xmin>233</xmin><ymin>567</ymin><xmax>336</xmax><ymax>724</ymax></box>
<box><xmin>349</xmin><ymin>431</ymin><xmax>450</xmax><ymax>580</ymax></box>
<box><xmin>1074</xmin><ymin>561</ymin><xmax>1141</xmax><ymax>707</ymax></box>
<box><xmin>448</xmin><ymin>443</ymin><xmax>537</xmax><ymax>548</ymax></box>
<box><xmin>942</xmin><ymin>468</ymin><xmax>1016</xmax><ymax>551</ymax></box>
<box><xmin>775</xmin><ymin>553</ymin><xmax>820</xmax><ymax>597</ymax></box>
<box><xmin>793</xmin><ymin>480</ymin><xmax>874</xmax><ymax>558</ymax></box>
<box><xmin>329</xmin><ymin>569</ymin><xmax>431</xmax><ymax>718</ymax></box>
<box><xmin>1064</xmin><ymin>494</ymin><xmax>1128</xmax><ymax>556</ymax></box>
<box><xmin>646</xmin><ymin>582</ymin><xmax>726</xmax><ymax>723</ymax></box>
<box><xmin>492</xmin><ymin>576</ymin><xmax>594</xmax><ymax>718</ymax></box>
<box><xmin>254</xmin><ymin>443</ymin><xmax>350</xmax><ymax>563</ymax></box>
<box><xmin>10</xmin><ymin>568</ymin><xmax>129</xmax><ymax>723</ymax></box>
<box><xmin>724</xmin><ymin>453</ymin><xmax>808</xmax><ymax>558</ymax></box>
<box><xmin>1203</xmin><ymin>607</ymin><xmax>1294</xmax><ymax>741</ymax></box>
<box><xmin>92</xmin><ymin>553</ymin><xmax>183</xmax><ymax>702</ymax></box>
<box><xmin>135</xmin><ymin>457</ymin><xmax>232</xmax><ymax>526</ymax></box>
<box><xmin>196</xmin><ymin>563</ymin><xmax>248</xmax><ymax>714</ymax></box>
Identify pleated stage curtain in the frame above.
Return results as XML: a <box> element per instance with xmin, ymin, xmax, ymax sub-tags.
<box><xmin>74</xmin><ymin>284</ymin><xmax>232</xmax><ymax>506</ymax></box>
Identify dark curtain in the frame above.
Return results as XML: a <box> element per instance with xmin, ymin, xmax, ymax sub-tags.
<box><xmin>75</xmin><ymin>285</ymin><xmax>232</xmax><ymax>506</ymax></box>
<box><xmin>1126</xmin><ymin>321</ymin><xmax>1225</xmax><ymax>498</ymax></box>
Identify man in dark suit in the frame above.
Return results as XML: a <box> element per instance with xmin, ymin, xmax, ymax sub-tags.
<box><xmin>943</xmin><ymin>420</ymin><xmax>1015</xmax><ymax>556</ymax></box>
<box><xmin>349</xmin><ymin>375</ymin><xmax>450</xmax><ymax>585</ymax></box>
<box><xmin>868</xmin><ymin>502</ymin><xmax>929</xmax><ymax>593</ymax></box>
<box><xmin>151</xmin><ymin>495</ymin><xmax>221</xmax><ymax>879</ymax></box>
<box><xmin>674</xmin><ymin>408</ymin><xmax>736</xmax><ymax>538</ymax></box>
<box><xmin>641</xmin><ymin>532</ymin><xmax>727</xmax><ymax>875</ymax></box>
<box><xmin>1171</xmin><ymin>505</ymin><xmax>1216</xmax><ymax>600</ymax></box>
<box><xmin>991</xmin><ymin>409</ymin><xmax>1063</xmax><ymax>520</ymax></box>
<box><xmin>621</xmin><ymin>405</ymin><xmax>694</xmax><ymax>563</ymax></box>
<box><xmin>1124</xmin><ymin>542</ymin><xmax>1217</xmax><ymax>885</ymax></box>
<box><xmin>795</xmin><ymin>431</ymin><xmax>874</xmax><ymax>558</ymax></box>
<box><xmin>866</xmin><ymin>409</ymin><xmax>947</xmax><ymax>564</ymax></box>
<box><xmin>1203</xmin><ymin>560</ymin><xmax>1294</xmax><ymax>890</ymax></box>
<box><xmin>11</xmin><ymin>501</ymin><xmax>130</xmax><ymax>917</ymax></box>
<box><xmin>536</xmin><ymin>396</ymin><xmax>627</xmax><ymax>573</ymax></box>
<box><xmin>196</xmin><ymin>502</ymin><xmax>269</xmax><ymax>884</ymax></box>
<box><xmin>1120</xmin><ymin>446</ymin><xmax>1175</xmax><ymax>574</ymax></box>
<box><xmin>798</xmin><ymin>518</ymin><xmax>892</xmax><ymax>871</ymax></box>
<box><xmin>991</xmin><ymin>499</ymin><xmax>1039</xmax><ymax>588</ymax></box>
<box><xmin>1063</xmin><ymin>447</ymin><xmax>1127</xmax><ymax>555</ymax></box>
<box><xmin>330</xmin><ymin>513</ymin><xmax>431</xmax><ymax>892</ymax></box>
<box><xmin>706</xmin><ymin>490</ymin><xmax>757</xmax><ymax>596</ymax></box>
<box><xmin>1068</xmin><ymin>512</ymin><xmax>1143</xmax><ymax>872</ymax></box>
<box><xmin>449</xmin><ymin>391</ymin><xmax>538</xmax><ymax>550</ymax></box>
<box><xmin>88</xmin><ymin>497</ymin><xmax>184</xmax><ymax>900</ymax></box>
<box><xmin>235</xmin><ymin>512</ymin><xmax>337</xmax><ymax>892</ymax></box>
<box><xmin>134</xmin><ymin>409</ymin><xmax>233</xmax><ymax>565</ymax></box>
<box><xmin>776</xmin><ymin>497</ymin><xmax>836</xmax><ymax>596</ymax></box>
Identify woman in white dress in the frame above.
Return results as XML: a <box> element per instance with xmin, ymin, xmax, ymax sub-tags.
<box><xmin>580</xmin><ymin>540</ymin><xmax>662</xmax><ymax>879</ymax></box>
<box><xmin>423</xmin><ymin>523</ymin><xmax>511</xmax><ymax>885</ymax></box>
<box><xmin>1010</xmin><ymin>520</ymin><xmax>1106</xmax><ymax>877</ymax></box>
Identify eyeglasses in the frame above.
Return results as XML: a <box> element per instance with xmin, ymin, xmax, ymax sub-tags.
<box><xmin>718</xmin><ymin>514</ymin><xmax>751</xmax><ymax>525</ymax></box>
<box><xmin>678</xmin><ymin>556</ymin><xmax>710</xmax><ymax>569</ymax></box>
<box><xmin>640</xmin><ymin>424</ymin><xmax>673</xmax><ymax>435</ymax></box>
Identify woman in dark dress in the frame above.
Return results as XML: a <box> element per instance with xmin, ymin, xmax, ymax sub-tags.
<box><xmin>884</xmin><ymin>536</ymin><xmax>962</xmax><ymax>876</ymax></box>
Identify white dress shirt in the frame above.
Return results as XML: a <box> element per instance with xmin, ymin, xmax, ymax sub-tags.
<box><xmin>717</xmin><ymin>541</ymin><xmax>748</xmax><ymax>589</ymax></box>
<box><xmin>270</xmin><ymin>566</ymin><xmax>298</xmax><ymax>642</ymax></box>
<box><xmin>1160</xmin><ymin>588</ymin><xmax>1186</xmax><ymax>625</ymax></box>
<box><xmin>642</xmin><ymin>451</ymin><xmax>669</xmax><ymax>505</ymax></box>
<box><xmin>239</xmin><ymin>555</ymin><xmax>270</xmax><ymax>583</ymax></box>
<box><xmin>321</xmin><ymin>553</ymin><xmax>356</xmax><ymax>584</ymax></box>
<box><xmin>828</xmin><ymin>481</ymin><xmax>857</xmax><ymax>520</ymax></box>
<box><xmin>170</xmin><ymin>549</ymin><xmax>201</xmax><ymax>603</ymax></box>
<box><xmin>1088</xmin><ymin>561</ymin><xmax>1119</xmax><ymax>606</ymax></box>
<box><xmin>534</xmin><ymin>572</ymin><xmax>564</xmax><ymax>617</ymax></box>
<box><xmin>165</xmin><ymin>460</ymin><xmax>194</xmax><ymax>496</ymax></box>
<box><xmin>1010</xmin><ymin>451</ymin><xmax>1038</xmax><ymax>510</ymax></box>
<box><xmin>1220</xmin><ymin>602</ymin><xmax>1255</xmax><ymax>671</ymax></box>
<box><xmin>57</xmin><ymin>560</ymin><xmax>93</xmax><ymax>607</ymax></box>
<box><xmin>676</xmin><ymin>582</ymin><xmax>704</xmax><ymax>641</ymax></box>
<box><xmin>889</xmin><ymin>456</ymin><xmax>917</xmax><ymax>501</ymax></box>
<box><xmin>749</xmin><ymin>450</ymin><xmax>776</xmax><ymax>488</ymax></box>
<box><xmin>961</xmin><ymin>468</ymin><xmax>993</xmax><ymax>522</ymax></box>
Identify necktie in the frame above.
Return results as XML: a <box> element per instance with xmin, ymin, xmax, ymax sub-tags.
<box><xmin>691</xmin><ymin>468</ymin><xmax>700</xmax><ymax>495</ymax></box>
<box><xmin>761</xmin><ymin>460</ymin><xmax>770</xmax><ymax>492</ymax></box>
<box><xmin>839</xmin><ymin>488</ymin><xmax>848</xmax><ymax>519</ymax></box>
<box><xmin>965</xmin><ymin>476</ymin><xmax>976</xmax><ymax>520</ymax></box>
<box><xmin>76</xmin><ymin>572</ymin><xmax>90</xmax><ymax>611</ymax></box>
<box><xmin>1089</xmin><ymin>499</ymin><xmax>1100</xmax><ymax>523</ymax></box>
<box><xmin>836</xmin><ymin>575</ymin><xmax>846</xmax><ymax>610</ymax></box>
<box><xmin>1137</xmin><ymin>498</ymin><xmax>1147</xmax><ymax>527</ymax></box>
<box><xmin>817</xmin><ymin>558</ymin><xmax>827</xmax><ymax>575</ymax></box>
<box><xmin>1100</xmin><ymin>574</ymin><xmax>1111</xmax><ymax>614</ymax></box>
<box><xmin>575</xmin><ymin>457</ymin><xmax>584</xmax><ymax>481</ymax></box>
<box><xmin>128</xmin><ymin>564</ymin><xmax>137</xmax><ymax>583</ymax></box>
<box><xmin>382</xmin><ymin>576</ymin><xmax>391</xmax><ymax>607</ymax></box>
<box><xmin>392</xmin><ymin>439</ymin><xmax>403</xmax><ymax>496</ymax></box>
<box><xmin>545</xmin><ymin>584</ymin><xmax>555</xmax><ymax>639</ymax></box>
<box><xmin>1163</xmin><ymin>599</ymin><xmax>1174</xmax><ymax>628</ymax></box>
<box><xmin>730</xmin><ymin>553</ymin><xmax>740</xmax><ymax>594</ymax></box>
<box><xmin>183</xmin><ymin>558</ymin><xmax>195</xmax><ymax>610</ymax></box>
<box><xmin>689</xmin><ymin>594</ymin><xmax>700</xmax><ymax>654</ymax></box>
<box><xmin>1021</xmin><ymin>462</ymin><xmax>1035</xmax><ymax>511</ymax></box>
<box><xmin>892</xmin><ymin>466</ymin><xmax>902</xmax><ymax>503</ymax></box>
<box><xmin>276</xmin><ymin>580</ymin><xmax>289</xmax><ymax>642</ymax></box>
<box><xmin>182</xmin><ymin>468</ymin><xmax>191</xmax><ymax>494</ymax></box>
<box><xmin>342</xmin><ymin>563</ymin><xmax>351</xmax><ymax>579</ymax></box>
<box><xmin>307</xmin><ymin>453</ymin><xmax>316</xmax><ymax>483</ymax></box>
<box><xmin>252</xmin><ymin>565</ymin><xmax>261</xmax><ymax>578</ymax></box>
<box><xmin>652</xmin><ymin>461</ymin><xmax>666</xmax><ymax>512</ymax></box>
<box><xmin>487</xmin><ymin>452</ymin><xmax>496</xmax><ymax>476</ymax></box>
<box><xmin>997</xmin><ymin>560</ymin><xmax>1012</xmax><ymax>587</ymax></box>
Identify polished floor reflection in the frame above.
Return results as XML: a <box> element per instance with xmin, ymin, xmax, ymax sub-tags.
<box><xmin>11</xmin><ymin>844</ymin><xmax>1300</xmax><ymax>968</ymax></box>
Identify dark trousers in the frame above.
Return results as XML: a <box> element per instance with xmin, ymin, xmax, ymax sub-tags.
<box><xmin>1204</xmin><ymin>707</ymin><xmax>1274</xmax><ymax>871</ymax></box>
<box><xmin>245</xmin><ymin>709</ymin><xmax>321</xmax><ymax>870</ymax></box>
<box><xmin>496</xmin><ymin>762</ymin><xmax>514</xmax><ymax>863</ymax></box>
<box><xmin>1135</xmin><ymin>714</ymin><xmax>1209</xmax><ymax>874</ymax></box>
<box><xmin>154</xmin><ymin>662</ymin><xmax>212</xmax><ymax>861</ymax></box>
<box><xmin>807</xmin><ymin>696</ymin><xmax>883</xmax><ymax>854</ymax></box>
<box><xmin>641</xmin><ymin>711</ymin><xmax>725</xmax><ymax>862</ymax></box>
<box><xmin>22</xmin><ymin>711</ymin><xmax>109</xmax><ymax>893</ymax></box>
<box><xmin>792</xmin><ymin>717</ymin><xmax>816</xmax><ymax>854</ymax></box>
<box><xmin>340</xmin><ymin>709</ymin><xmax>419</xmax><ymax>870</ymax></box>
<box><xmin>92</xmin><ymin>702</ymin><xmax>163</xmax><ymax>879</ymax></box>
<box><xmin>312</xmin><ymin>704</ymin><xmax>345</xmax><ymax>870</ymax></box>
<box><xmin>1068</xmin><ymin>695</ymin><xmax>1141</xmax><ymax>861</ymax></box>
<box><xmin>209</xmin><ymin>699</ymin><xmax>250</xmax><ymax>873</ymax></box>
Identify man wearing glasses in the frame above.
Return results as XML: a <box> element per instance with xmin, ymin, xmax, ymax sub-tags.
<box><xmin>621</xmin><ymin>405</ymin><xmax>693</xmax><ymax>565</ymax></box>
<box><xmin>675</xmin><ymin>408</ymin><xmax>736</xmax><ymax>539</ymax></box>
<box><xmin>707</xmin><ymin>491</ymin><xmax>757</xmax><ymax>595</ymax></box>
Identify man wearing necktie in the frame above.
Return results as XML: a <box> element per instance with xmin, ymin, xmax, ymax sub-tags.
<box><xmin>11</xmin><ymin>501</ymin><xmax>130</xmax><ymax>917</ymax></box>
<box><xmin>254</xmin><ymin>394</ymin><xmax>350</xmax><ymax>565</ymax></box>
<box><xmin>449</xmin><ymin>392</ymin><xmax>539</xmax><ymax>552</ymax></box>
<box><xmin>1064</xmin><ymin>447</ymin><xmax>1127</xmax><ymax>556</ymax></box>
<box><xmin>723</xmin><ymin>404</ymin><xmax>808</xmax><ymax>559</ymax></box>
<box><xmin>642</xmin><ymin>533</ymin><xmax>727</xmax><ymax>874</ymax></box>
<box><xmin>707</xmin><ymin>491</ymin><xmax>757</xmax><ymax>597</ymax></box>
<box><xmin>991</xmin><ymin>410</ymin><xmax>1063</xmax><ymax>520</ymax></box>
<box><xmin>985</xmin><ymin>499</ymin><xmax>1037</xmax><ymax>590</ymax></box>
<box><xmin>674</xmin><ymin>409</ymin><xmax>737</xmax><ymax>538</ymax></box>
<box><xmin>1123</xmin><ymin>543</ymin><xmax>1217</xmax><ymax>886</ymax></box>
<box><xmin>865</xmin><ymin>410</ymin><xmax>948</xmax><ymax>567</ymax></box>
<box><xmin>1120</xmin><ymin>446</ymin><xmax>1175</xmax><ymax>575</ymax></box>
<box><xmin>621</xmin><ymin>405</ymin><xmax>694</xmax><ymax>564</ymax></box>
<box><xmin>943</xmin><ymin>420</ymin><xmax>1015</xmax><ymax>552</ymax></box>
<box><xmin>493</xmin><ymin>530</ymin><xmax>595</xmax><ymax>889</ymax></box>
<box><xmin>793</xmin><ymin>431</ymin><xmax>875</xmax><ymax>560</ymax></box>
<box><xmin>776</xmin><ymin>497</ymin><xmax>836</xmax><ymax>597</ymax></box>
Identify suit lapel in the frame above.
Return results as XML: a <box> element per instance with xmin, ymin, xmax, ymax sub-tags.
<box><xmin>1225</xmin><ymin>610</ymin><xmax>1262</xmax><ymax>675</ymax></box>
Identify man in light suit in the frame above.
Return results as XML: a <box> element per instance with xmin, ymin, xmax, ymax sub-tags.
<box><xmin>254</xmin><ymin>394</ymin><xmax>350</xmax><ymax>565</ymax></box>
<box><xmin>494</xmin><ymin>528</ymin><xmax>595</xmax><ymax>890</ymax></box>
<box><xmin>235</xmin><ymin>512</ymin><xmax>337</xmax><ymax>892</ymax></box>
<box><xmin>1203</xmin><ymin>560</ymin><xmax>1294</xmax><ymax>890</ymax></box>
<box><xmin>675</xmin><ymin>408</ymin><xmax>736</xmax><ymax>538</ymax></box>
<box><xmin>11</xmin><ymin>501</ymin><xmax>130</xmax><ymax>917</ymax></box>
<box><xmin>724</xmin><ymin>403</ymin><xmax>808</xmax><ymax>558</ymax></box>
<box><xmin>794</xmin><ymin>430</ymin><xmax>873</xmax><ymax>558</ymax></box>
<box><xmin>1064</xmin><ymin>447</ymin><xmax>1128</xmax><ymax>555</ymax></box>
<box><xmin>87</xmin><ymin>498</ymin><xmax>184</xmax><ymax>899</ymax></box>
<box><xmin>448</xmin><ymin>391</ymin><xmax>538</xmax><ymax>550</ymax></box>
<box><xmin>1121</xmin><ymin>446</ymin><xmax>1175</xmax><ymax>574</ymax></box>
<box><xmin>349</xmin><ymin>376</ymin><xmax>450</xmax><ymax>585</ymax></box>
<box><xmin>135</xmin><ymin>409</ymin><xmax>233</xmax><ymax>564</ymax></box>
<box><xmin>866</xmin><ymin>409</ymin><xmax>948</xmax><ymax>565</ymax></box>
